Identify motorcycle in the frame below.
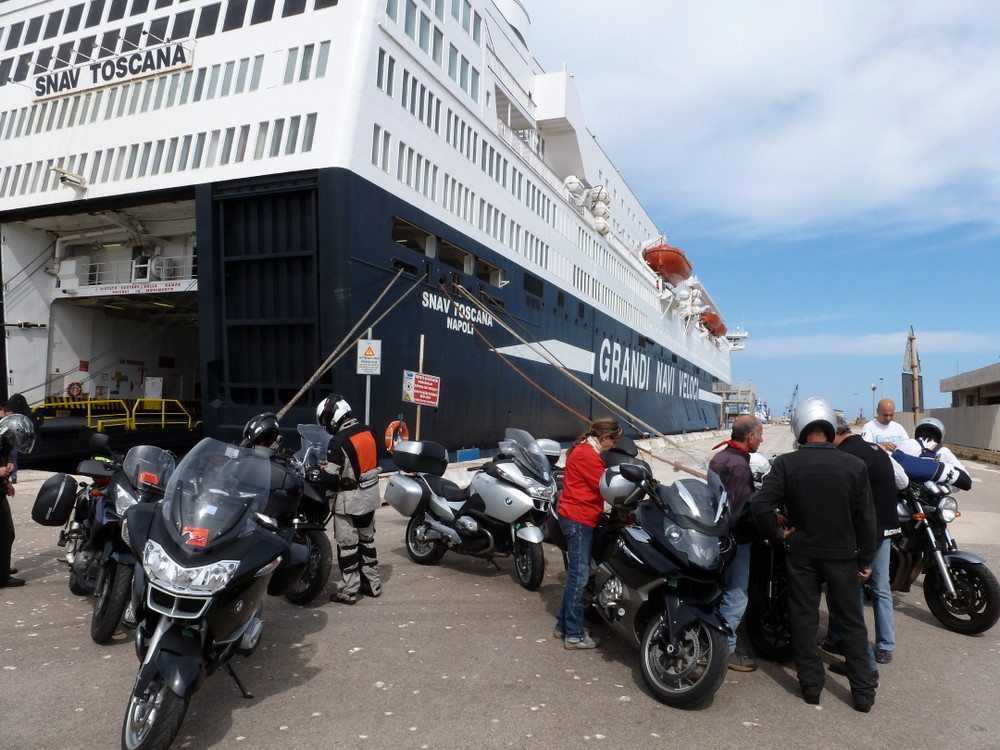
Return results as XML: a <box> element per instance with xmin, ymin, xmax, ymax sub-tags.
<box><xmin>586</xmin><ymin>449</ymin><xmax>735</xmax><ymax>708</ymax></box>
<box><xmin>32</xmin><ymin>433</ymin><xmax>124</xmax><ymax>597</ymax></box>
<box><xmin>120</xmin><ymin>437</ymin><xmax>304</xmax><ymax>750</ymax></box>
<box><xmin>89</xmin><ymin>444</ymin><xmax>176</xmax><ymax>643</ymax></box>
<box><xmin>891</xmin><ymin>477</ymin><xmax>1000</xmax><ymax>634</ymax></box>
<box><xmin>384</xmin><ymin>428</ymin><xmax>555</xmax><ymax>590</ymax></box>
<box><xmin>278</xmin><ymin>423</ymin><xmax>336</xmax><ymax>605</ymax></box>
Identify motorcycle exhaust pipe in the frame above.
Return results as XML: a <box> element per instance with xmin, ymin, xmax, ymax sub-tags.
<box><xmin>424</xmin><ymin>517</ymin><xmax>463</xmax><ymax>546</ymax></box>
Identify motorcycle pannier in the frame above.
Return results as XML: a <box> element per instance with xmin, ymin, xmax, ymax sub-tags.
<box><xmin>31</xmin><ymin>473</ymin><xmax>79</xmax><ymax>526</ymax></box>
<box><xmin>391</xmin><ymin>440</ymin><xmax>448</xmax><ymax>477</ymax></box>
<box><xmin>384</xmin><ymin>474</ymin><xmax>424</xmax><ymax>517</ymax></box>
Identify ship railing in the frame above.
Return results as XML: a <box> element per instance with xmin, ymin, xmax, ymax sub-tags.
<box><xmin>77</xmin><ymin>254</ymin><xmax>196</xmax><ymax>287</ymax></box>
<box><xmin>486</xmin><ymin>47</ymin><xmax>536</xmax><ymax>118</ymax></box>
<box><xmin>41</xmin><ymin>397</ymin><xmax>131</xmax><ymax>432</ymax></box>
<box><xmin>131</xmin><ymin>399</ymin><xmax>196</xmax><ymax>431</ymax></box>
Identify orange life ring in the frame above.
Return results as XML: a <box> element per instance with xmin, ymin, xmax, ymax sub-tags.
<box><xmin>67</xmin><ymin>382</ymin><xmax>83</xmax><ymax>398</ymax></box>
<box><xmin>385</xmin><ymin>420</ymin><xmax>410</xmax><ymax>451</ymax></box>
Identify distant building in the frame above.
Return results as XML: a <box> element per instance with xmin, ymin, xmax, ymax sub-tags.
<box><xmin>920</xmin><ymin>363</ymin><xmax>1000</xmax><ymax>452</ymax></box>
<box><xmin>941</xmin><ymin>363</ymin><xmax>1000</xmax><ymax>407</ymax></box>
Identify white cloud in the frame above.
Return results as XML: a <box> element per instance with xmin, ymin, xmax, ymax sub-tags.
<box><xmin>746</xmin><ymin>330</ymin><xmax>1000</xmax><ymax>358</ymax></box>
<box><xmin>528</xmin><ymin>1</ymin><xmax>1000</xmax><ymax>236</ymax></box>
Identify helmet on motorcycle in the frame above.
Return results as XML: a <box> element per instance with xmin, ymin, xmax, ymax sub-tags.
<box><xmin>790</xmin><ymin>397</ymin><xmax>836</xmax><ymax>444</ymax></box>
<box><xmin>536</xmin><ymin>438</ymin><xmax>562</xmax><ymax>467</ymax></box>
<box><xmin>599</xmin><ymin>465</ymin><xmax>644</xmax><ymax>508</ymax></box>
<box><xmin>914</xmin><ymin>417</ymin><xmax>945</xmax><ymax>446</ymax></box>
<box><xmin>316</xmin><ymin>394</ymin><xmax>354</xmax><ymax>435</ymax></box>
<box><xmin>0</xmin><ymin>413</ymin><xmax>35</xmax><ymax>454</ymax></box>
<box><xmin>242</xmin><ymin>412</ymin><xmax>280</xmax><ymax>448</ymax></box>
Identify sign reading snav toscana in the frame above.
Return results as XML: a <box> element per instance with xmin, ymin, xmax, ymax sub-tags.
<box><xmin>33</xmin><ymin>40</ymin><xmax>192</xmax><ymax>100</ymax></box>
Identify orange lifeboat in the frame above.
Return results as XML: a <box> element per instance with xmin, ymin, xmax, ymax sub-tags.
<box><xmin>700</xmin><ymin>311</ymin><xmax>728</xmax><ymax>337</ymax></box>
<box><xmin>642</xmin><ymin>244</ymin><xmax>692</xmax><ymax>286</ymax></box>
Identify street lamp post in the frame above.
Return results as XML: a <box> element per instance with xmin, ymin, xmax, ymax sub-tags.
<box><xmin>871</xmin><ymin>383</ymin><xmax>877</xmax><ymax>420</ymax></box>
<box><xmin>879</xmin><ymin>377</ymin><xmax>884</xmax><ymax>400</ymax></box>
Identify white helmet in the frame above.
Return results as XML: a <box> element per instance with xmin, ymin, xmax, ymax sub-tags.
<box><xmin>790</xmin><ymin>397</ymin><xmax>836</xmax><ymax>444</ymax></box>
<box><xmin>316</xmin><ymin>394</ymin><xmax>353</xmax><ymax>435</ymax></box>
<box><xmin>914</xmin><ymin>417</ymin><xmax>945</xmax><ymax>446</ymax></box>
<box><xmin>599</xmin><ymin>465</ymin><xmax>644</xmax><ymax>507</ymax></box>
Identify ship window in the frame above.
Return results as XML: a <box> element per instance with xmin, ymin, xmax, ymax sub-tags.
<box><xmin>270</xmin><ymin>119</ymin><xmax>284</xmax><ymax>157</ymax></box>
<box><xmin>131</xmin><ymin>0</ymin><xmax>150</xmax><ymax>16</ymax></box>
<box><xmin>316</xmin><ymin>40</ymin><xmax>330</xmax><ymax>76</ymax></box>
<box><xmin>250</xmin><ymin>55</ymin><xmax>263</xmax><ymax>89</ymax></box>
<box><xmin>137</xmin><ymin>142</ymin><xmax>151</xmax><ymax>176</ymax></box>
<box><xmin>221</xmin><ymin>61</ymin><xmax>234</xmax><ymax>95</ymax></box>
<box><xmin>44</xmin><ymin>10</ymin><xmax>64</xmax><ymax>39</ymax></box>
<box><xmin>125</xmin><ymin>144</ymin><xmax>139</xmax><ymax>178</ymax></box>
<box><xmin>440</xmin><ymin>242</ymin><xmax>469</xmax><ymax>273</ymax></box>
<box><xmin>285</xmin><ymin>115</ymin><xmax>300</xmax><ymax>153</ymax></box>
<box><xmin>24</xmin><ymin>17</ymin><xmax>42</xmax><ymax>46</ymax></box>
<box><xmin>108</xmin><ymin>0</ymin><xmax>128</xmax><ymax>22</ymax></box>
<box><xmin>404</xmin><ymin>1</ymin><xmax>416</xmax><ymax>39</ymax></box>
<box><xmin>147</xmin><ymin>17</ymin><xmax>169</xmax><ymax>45</ymax></box>
<box><xmin>172</xmin><ymin>9</ymin><xmax>194</xmax><ymax>38</ymax></box>
<box><xmin>123</xmin><ymin>23</ymin><xmax>143</xmax><ymax>51</ymax></box>
<box><xmin>523</xmin><ymin>273</ymin><xmax>542</xmax><ymax>297</ymax></box>
<box><xmin>302</xmin><ymin>113</ymin><xmax>316</xmax><ymax>151</ymax></box>
<box><xmin>235</xmin><ymin>125</ymin><xmax>249</xmax><ymax>161</ymax></box>
<box><xmin>283</xmin><ymin>48</ymin><xmax>298</xmax><ymax>84</ymax></box>
<box><xmin>282</xmin><ymin>0</ymin><xmax>307</xmax><ymax>18</ymax></box>
<box><xmin>99</xmin><ymin>30</ymin><xmax>119</xmax><ymax>57</ymax></box>
<box><xmin>54</xmin><ymin>41</ymin><xmax>74</xmax><ymax>69</ymax></box>
<box><xmin>299</xmin><ymin>44</ymin><xmax>314</xmax><ymax>80</ymax></box>
<box><xmin>250</xmin><ymin>0</ymin><xmax>275</xmax><ymax>25</ymax></box>
<box><xmin>206</xmin><ymin>129</ymin><xmax>220</xmax><ymax>166</ymax></box>
<box><xmin>192</xmin><ymin>132</ymin><xmax>206</xmax><ymax>167</ymax></box>
<box><xmin>254</xmin><ymin>122</ymin><xmax>268</xmax><ymax>159</ymax></box>
<box><xmin>151</xmin><ymin>140</ymin><xmax>164</xmax><ymax>173</ymax></box>
<box><xmin>155</xmin><ymin>0</ymin><xmax>173</xmax><ymax>7</ymax></box>
<box><xmin>393</xmin><ymin>219</ymin><xmax>435</xmax><ymax>256</ymax></box>
<box><xmin>234</xmin><ymin>58</ymin><xmax>249</xmax><ymax>92</ymax></box>
<box><xmin>196</xmin><ymin>3</ymin><xmax>221</xmax><ymax>37</ymax></box>
<box><xmin>207</xmin><ymin>64</ymin><xmax>220</xmax><ymax>98</ymax></box>
<box><xmin>224</xmin><ymin>0</ymin><xmax>248</xmax><ymax>32</ymax></box>
<box><xmin>178</xmin><ymin>70</ymin><xmax>192</xmax><ymax>103</ymax></box>
<box><xmin>5</xmin><ymin>22</ymin><xmax>23</xmax><ymax>51</ymax></box>
<box><xmin>178</xmin><ymin>135</ymin><xmax>192</xmax><ymax>170</ymax></box>
<box><xmin>34</xmin><ymin>48</ymin><xmax>54</xmax><ymax>73</ymax></box>
<box><xmin>474</xmin><ymin>258</ymin><xmax>501</xmax><ymax>285</ymax></box>
<box><xmin>385</xmin><ymin>0</ymin><xmax>398</xmax><ymax>21</ymax></box>
<box><xmin>315</xmin><ymin>0</ymin><xmax>339</xmax><ymax>8</ymax></box>
<box><xmin>418</xmin><ymin>13</ymin><xmax>430</xmax><ymax>53</ymax></box>
<box><xmin>85</xmin><ymin>1</ymin><xmax>106</xmax><ymax>29</ymax></box>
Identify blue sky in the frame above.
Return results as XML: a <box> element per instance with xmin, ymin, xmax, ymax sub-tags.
<box><xmin>527</xmin><ymin>1</ymin><xmax>999</xmax><ymax>419</ymax></box>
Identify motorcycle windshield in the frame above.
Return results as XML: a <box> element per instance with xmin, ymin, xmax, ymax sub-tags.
<box><xmin>503</xmin><ymin>428</ymin><xmax>552</xmax><ymax>483</ymax></box>
<box><xmin>295</xmin><ymin>423</ymin><xmax>331</xmax><ymax>468</ymax></box>
<box><xmin>160</xmin><ymin>438</ymin><xmax>272</xmax><ymax>554</ymax></box>
<box><xmin>636</xmin><ymin>448</ymin><xmax>731</xmax><ymax>570</ymax></box>
<box><xmin>123</xmin><ymin>445</ymin><xmax>176</xmax><ymax>493</ymax></box>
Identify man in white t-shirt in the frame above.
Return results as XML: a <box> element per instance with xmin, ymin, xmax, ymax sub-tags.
<box><xmin>861</xmin><ymin>398</ymin><xmax>908</xmax><ymax>452</ymax></box>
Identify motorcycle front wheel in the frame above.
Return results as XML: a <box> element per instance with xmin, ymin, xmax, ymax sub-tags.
<box><xmin>91</xmin><ymin>560</ymin><xmax>133</xmax><ymax>643</ymax></box>
<box><xmin>513</xmin><ymin>538</ymin><xmax>544</xmax><ymax>591</ymax></box>
<box><xmin>924</xmin><ymin>560</ymin><xmax>1000</xmax><ymax>634</ymax></box>
<box><xmin>121</xmin><ymin>672</ymin><xmax>189</xmax><ymax>750</ymax></box>
<box><xmin>639</xmin><ymin>612</ymin><xmax>728</xmax><ymax>708</ymax></box>
<box><xmin>405</xmin><ymin>514</ymin><xmax>446</xmax><ymax>565</ymax></box>
<box><xmin>284</xmin><ymin>529</ymin><xmax>333</xmax><ymax>605</ymax></box>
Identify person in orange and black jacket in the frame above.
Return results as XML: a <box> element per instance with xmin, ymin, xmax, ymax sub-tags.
<box><xmin>553</xmin><ymin>417</ymin><xmax>623</xmax><ymax>650</ymax></box>
<box><xmin>317</xmin><ymin>394</ymin><xmax>384</xmax><ymax>606</ymax></box>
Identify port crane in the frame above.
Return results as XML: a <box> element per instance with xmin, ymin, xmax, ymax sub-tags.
<box><xmin>783</xmin><ymin>384</ymin><xmax>799</xmax><ymax>418</ymax></box>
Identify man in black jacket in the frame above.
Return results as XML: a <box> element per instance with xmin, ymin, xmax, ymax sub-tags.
<box><xmin>752</xmin><ymin>398</ymin><xmax>877</xmax><ymax>711</ymax></box>
<box><xmin>823</xmin><ymin>417</ymin><xmax>907</xmax><ymax>667</ymax></box>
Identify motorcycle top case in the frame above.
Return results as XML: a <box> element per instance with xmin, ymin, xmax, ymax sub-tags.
<box><xmin>31</xmin><ymin>472</ymin><xmax>79</xmax><ymax>526</ymax></box>
<box><xmin>392</xmin><ymin>440</ymin><xmax>448</xmax><ymax>477</ymax></box>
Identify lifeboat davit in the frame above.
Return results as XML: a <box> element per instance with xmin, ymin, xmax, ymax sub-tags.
<box><xmin>700</xmin><ymin>311</ymin><xmax>728</xmax><ymax>337</ymax></box>
<box><xmin>642</xmin><ymin>244</ymin><xmax>692</xmax><ymax>286</ymax></box>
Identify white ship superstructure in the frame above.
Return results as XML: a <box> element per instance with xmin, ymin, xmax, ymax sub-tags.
<box><xmin>0</xmin><ymin>0</ymin><xmax>739</xmax><ymax>453</ymax></box>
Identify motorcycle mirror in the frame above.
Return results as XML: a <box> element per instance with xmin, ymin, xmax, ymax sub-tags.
<box><xmin>619</xmin><ymin>462</ymin><xmax>652</xmax><ymax>484</ymax></box>
<box><xmin>254</xmin><ymin>512</ymin><xmax>280</xmax><ymax>532</ymax></box>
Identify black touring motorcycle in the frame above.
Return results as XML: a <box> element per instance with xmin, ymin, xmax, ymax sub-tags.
<box><xmin>119</xmin><ymin>437</ymin><xmax>309</xmax><ymax>750</ymax></box>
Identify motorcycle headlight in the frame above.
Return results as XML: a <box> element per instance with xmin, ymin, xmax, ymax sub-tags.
<box><xmin>663</xmin><ymin>522</ymin><xmax>722</xmax><ymax>570</ymax></box>
<box><xmin>114</xmin><ymin>484</ymin><xmax>139</xmax><ymax>516</ymax></box>
<box><xmin>937</xmin><ymin>496</ymin><xmax>959</xmax><ymax>524</ymax></box>
<box><xmin>523</xmin><ymin>477</ymin><xmax>554</xmax><ymax>501</ymax></box>
<box><xmin>143</xmin><ymin>539</ymin><xmax>239</xmax><ymax>594</ymax></box>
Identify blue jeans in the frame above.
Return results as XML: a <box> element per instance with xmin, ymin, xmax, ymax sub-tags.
<box><xmin>827</xmin><ymin>538</ymin><xmax>894</xmax><ymax>668</ymax></box>
<box><xmin>555</xmin><ymin>516</ymin><xmax>594</xmax><ymax>641</ymax></box>
<box><xmin>719</xmin><ymin>542</ymin><xmax>751</xmax><ymax>653</ymax></box>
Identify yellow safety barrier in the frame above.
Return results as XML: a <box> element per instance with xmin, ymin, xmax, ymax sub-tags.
<box><xmin>131</xmin><ymin>399</ymin><xmax>195</xmax><ymax>431</ymax></box>
<box><xmin>42</xmin><ymin>397</ymin><xmax>131</xmax><ymax>432</ymax></box>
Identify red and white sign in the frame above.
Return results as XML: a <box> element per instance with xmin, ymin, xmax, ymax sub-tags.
<box><xmin>402</xmin><ymin>370</ymin><xmax>440</xmax><ymax>407</ymax></box>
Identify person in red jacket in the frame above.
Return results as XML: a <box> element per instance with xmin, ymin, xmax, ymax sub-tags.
<box><xmin>554</xmin><ymin>417</ymin><xmax>623</xmax><ymax>649</ymax></box>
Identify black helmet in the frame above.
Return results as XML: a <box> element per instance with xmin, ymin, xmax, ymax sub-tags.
<box><xmin>0</xmin><ymin>413</ymin><xmax>35</xmax><ymax>453</ymax></box>
<box><xmin>316</xmin><ymin>394</ymin><xmax>353</xmax><ymax>435</ymax></box>
<box><xmin>241</xmin><ymin>412</ymin><xmax>280</xmax><ymax>448</ymax></box>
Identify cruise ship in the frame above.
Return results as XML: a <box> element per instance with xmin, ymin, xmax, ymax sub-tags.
<box><xmin>0</xmin><ymin>0</ymin><xmax>742</xmax><ymax>457</ymax></box>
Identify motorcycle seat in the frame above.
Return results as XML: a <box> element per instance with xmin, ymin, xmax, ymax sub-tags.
<box><xmin>423</xmin><ymin>475</ymin><xmax>471</xmax><ymax>503</ymax></box>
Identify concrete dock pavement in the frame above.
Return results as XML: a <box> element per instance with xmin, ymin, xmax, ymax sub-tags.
<box><xmin>3</xmin><ymin>424</ymin><xmax>1000</xmax><ymax>750</ymax></box>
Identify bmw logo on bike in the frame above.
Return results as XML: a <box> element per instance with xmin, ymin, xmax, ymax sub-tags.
<box><xmin>234</xmin><ymin>600</ymin><xmax>244</xmax><ymax>614</ymax></box>
<box><xmin>505</xmin><ymin>498</ymin><xmax>513</xmax><ymax>505</ymax></box>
